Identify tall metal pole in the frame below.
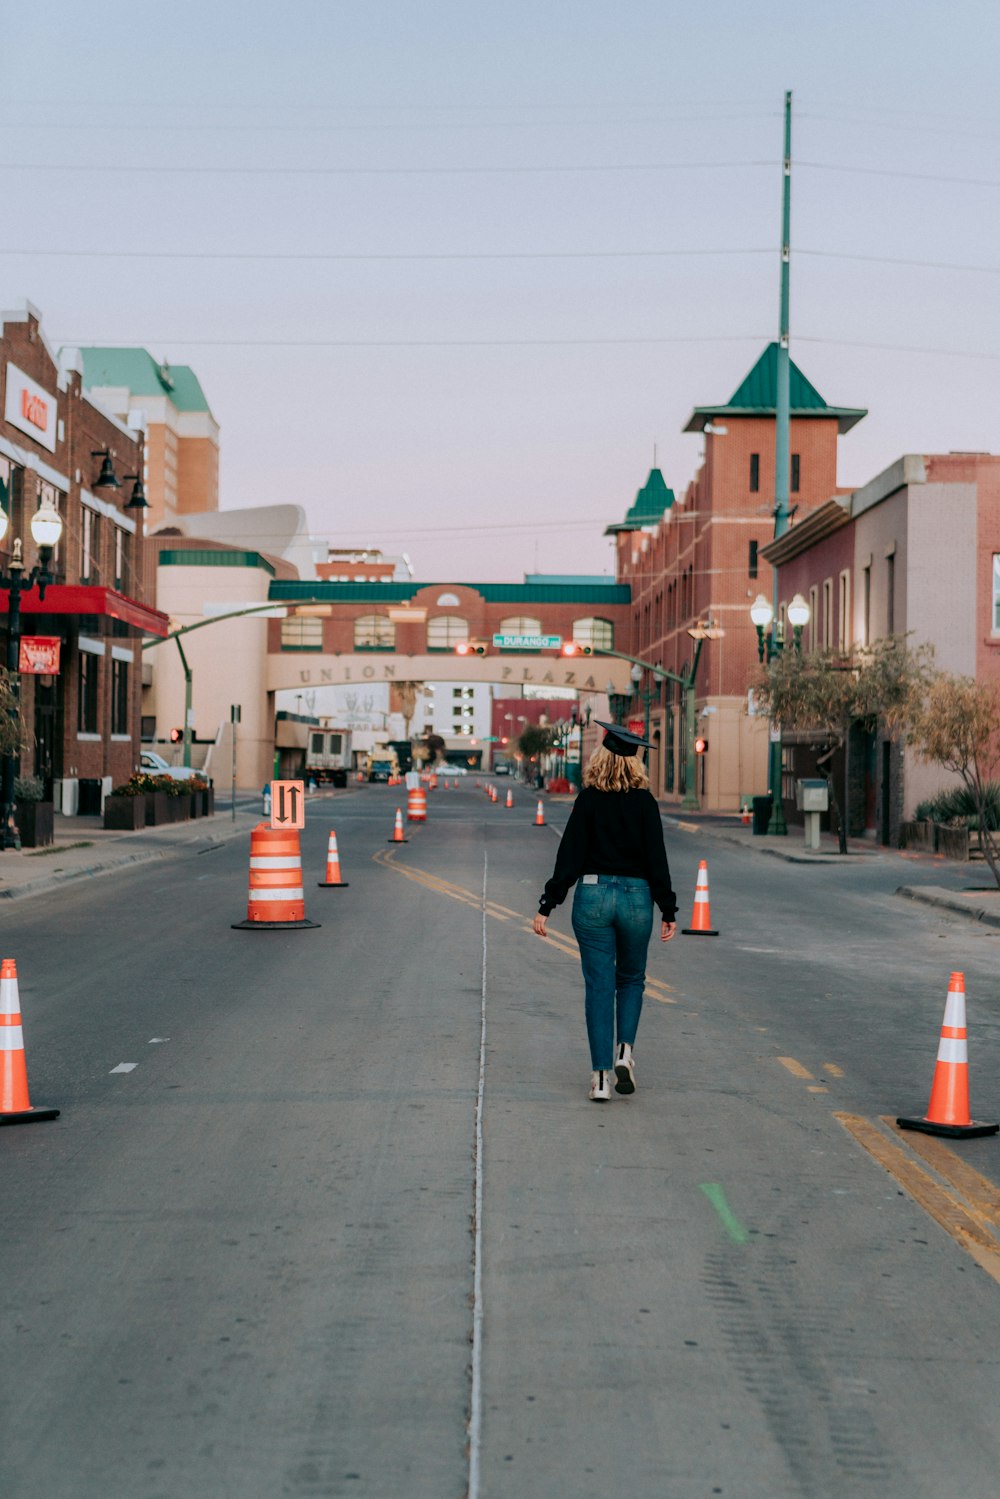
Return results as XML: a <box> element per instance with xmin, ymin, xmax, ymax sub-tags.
<box><xmin>767</xmin><ymin>89</ymin><xmax>793</xmax><ymax>836</ymax></box>
<box><xmin>2</xmin><ymin>575</ymin><xmax>22</xmax><ymax>848</ymax></box>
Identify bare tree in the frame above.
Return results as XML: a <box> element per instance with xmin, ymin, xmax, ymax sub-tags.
<box><xmin>753</xmin><ymin>638</ymin><xmax>932</xmax><ymax>854</ymax></box>
<box><xmin>908</xmin><ymin>673</ymin><xmax>1000</xmax><ymax>888</ymax></box>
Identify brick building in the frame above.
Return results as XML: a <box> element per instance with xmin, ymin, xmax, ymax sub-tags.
<box><xmin>610</xmin><ymin>344</ymin><xmax>866</xmax><ymax>808</ymax></box>
<box><xmin>71</xmin><ymin>347</ymin><xmax>220</xmax><ymax>534</ymax></box>
<box><xmin>0</xmin><ymin>304</ymin><xmax>168</xmax><ymax>814</ymax></box>
<box><xmin>761</xmin><ymin>452</ymin><xmax>1000</xmax><ymax>842</ymax></box>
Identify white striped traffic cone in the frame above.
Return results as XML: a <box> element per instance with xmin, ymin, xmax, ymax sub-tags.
<box><xmin>898</xmin><ymin>972</ymin><xmax>999</xmax><ymax>1138</ymax></box>
<box><xmin>318</xmin><ymin>829</ymin><xmax>349</xmax><ymax>888</ymax></box>
<box><xmin>681</xmin><ymin>859</ymin><xmax>719</xmax><ymax>936</ymax></box>
<box><xmin>0</xmin><ymin>959</ymin><xmax>59</xmax><ymax>1125</ymax></box>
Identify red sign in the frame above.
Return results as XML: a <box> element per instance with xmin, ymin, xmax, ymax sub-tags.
<box><xmin>20</xmin><ymin>388</ymin><xmax>48</xmax><ymax>431</ymax></box>
<box><xmin>18</xmin><ymin>636</ymin><xmax>61</xmax><ymax>674</ymax></box>
<box><xmin>627</xmin><ymin>718</ymin><xmax>645</xmax><ymax>738</ymax></box>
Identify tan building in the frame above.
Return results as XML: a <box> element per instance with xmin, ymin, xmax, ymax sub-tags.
<box><xmin>70</xmin><ymin>349</ymin><xmax>219</xmax><ymax>532</ymax></box>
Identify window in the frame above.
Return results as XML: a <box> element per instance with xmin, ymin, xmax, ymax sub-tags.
<box><xmin>498</xmin><ymin>615</ymin><xmax>541</xmax><ymax>637</ymax></box>
<box><xmin>280</xmin><ymin>615</ymin><xmax>323</xmax><ymax>650</ymax></box>
<box><xmin>453</xmin><ymin>687</ymin><xmax>473</xmax><ymax>699</ymax></box>
<box><xmin>310</xmin><ymin>733</ymin><xmax>324</xmax><ymax>754</ymax></box>
<box><xmin>749</xmin><ymin>453</ymin><xmax>760</xmax><ymax>492</ymax></box>
<box><xmin>748</xmin><ymin>540</ymin><xmax>758</xmax><ymax>579</ymax></box>
<box><xmin>81</xmin><ymin>506</ymin><xmax>95</xmax><ymax>582</ymax></box>
<box><xmin>791</xmin><ymin>454</ymin><xmax>800</xmax><ymax>493</ymax></box>
<box><xmin>863</xmin><ymin>565</ymin><xmax>871</xmax><ymax>647</ymax></box>
<box><xmin>114</xmin><ymin>526</ymin><xmax>127</xmax><ymax>590</ymax></box>
<box><xmin>571</xmin><ymin>617</ymin><xmax>614</xmax><ymax>651</ymax></box>
<box><xmin>436</xmin><ymin>592</ymin><xmax>460</xmax><ymax>607</ymax></box>
<box><xmin>427</xmin><ymin>614</ymin><xmax>469</xmax><ymax>649</ymax></box>
<box><xmin>994</xmin><ymin>555</ymin><xmax>1000</xmax><ymax>632</ymax></box>
<box><xmin>886</xmin><ymin>552</ymin><xmax>896</xmax><ymax>635</ymax></box>
<box><xmin>77</xmin><ymin>651</ymin><xmax>99</xmax><ymax>733</ymax></box>
<box><xmin>39</xmin><ymin>482</ymin><xmax>64</xmax><ymax>574</ymax></box>
<box><xmin>111</xmin><ymin>658</ymin><xmax>129</xmax><ymax>735</ymax></box>
<box><xmin>808</xmin><ymin>585</ymin><xmax>818</xmax><ymax>652</ymax></box>
<box><xmin>354</xmin><ymin>613</ymin><xmax>395</xmax><ymax>649</ymax></box>
<box><xmin>822</xmin><ymin>579</ymin><xmax>833</xmax><ymax>648</ymax></box>
<box><xmin>838</xmin><ymin>571</ymin><xmax>851</xmax><ymax>652</ymax></box>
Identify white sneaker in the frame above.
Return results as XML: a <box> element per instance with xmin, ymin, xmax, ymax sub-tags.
<box><xmin>614</xmin><ymin>1043</ymin><xmax>636</xmax><ymax>1095</ymax></box>
<box><xmin>589</xmin><ymin>1070</ymin><xmax>611</xmax><ymax>1102</ymax></box>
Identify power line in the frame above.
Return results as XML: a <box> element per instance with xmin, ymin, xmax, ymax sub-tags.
<box><xmin>800</xmin><ymin>249</ymin><xmax>1000</xmax><ymax>275</ymax></box>
<box><xmin>797</xmin><ymin>335</ymin><xmax>1000</xmax><ymax>362</ymax></box>
<box><xmin>0</xmin><ymin>158</ymin><xmax>775</xmax><ymax>178</ymax></box>
<box><xmin>3</xmin><ymin>246</ymin><xmax>772</xmax><ymax>264</ymax></box>
<box><xmin>800</xmin><ymin>160</ymin><xmax>1000</xmax><ymax>189</ymax></box>
<box><xmin>60</xmin><ymin>333</ymin><xmax>769</xmax><ymax>349</ymax></box>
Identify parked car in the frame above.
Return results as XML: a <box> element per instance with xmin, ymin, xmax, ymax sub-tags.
<box><xmin>493</xmin><ymin>759</ymin><xmax>510</xmax><ymax>775</ymax></box>
<box><xmin>439</xmin><ymin>764</ymin><xmax>468</xmax><ymax>777</ymax></box>
<box><xmin>141</xmin><ymin>751</ymin><xmax>205</xmax><ymax>783</ymax></box>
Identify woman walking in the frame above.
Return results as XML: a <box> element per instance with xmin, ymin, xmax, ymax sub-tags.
<box><xmin>533</xmin><ymin>722</ymin><xmax>677</xmax><ymax>1101</ymax></box>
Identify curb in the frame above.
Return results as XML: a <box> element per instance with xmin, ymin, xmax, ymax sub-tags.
<box><xmin>661</xmin><ymin>816</ymin><xmax>876</xmax><ymax>865</ymax></box>
<box><xmin>897</xmin><ymin>884</ymin><xmax>1000</xmax><ymax>931</ymax></box>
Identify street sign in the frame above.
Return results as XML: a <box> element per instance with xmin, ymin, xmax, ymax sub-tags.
<box><xmin>492</xmin><ymin>633</ymin><xmax>562</xmax><ymax>650</ymax></box>
<box><xmin>270</xmin><ymin>780</ymin><xmax>306</xmax><ymax>830</ymax></box>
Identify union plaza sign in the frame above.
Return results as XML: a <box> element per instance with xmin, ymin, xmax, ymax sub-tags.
<box><xmin>266</xmin><ymin>653</ymin><xmax>635</xmax><ymax>694</ymax></box>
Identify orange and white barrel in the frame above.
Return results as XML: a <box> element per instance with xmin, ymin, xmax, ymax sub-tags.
<box><xmin>233</xmin><ymin>824</ymin><xmax>320</xmax><ymax>930</ymax></box>
<box><xmin>407</xmin><ymin>787</ymin><xmax>427</xmax><ymax>822</ymax></box>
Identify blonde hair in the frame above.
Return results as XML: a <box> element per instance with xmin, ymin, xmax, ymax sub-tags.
<box><xmin>583</xmin><ymin>746</ymin><xmax>649</xmax><ymax>793</ymax></box>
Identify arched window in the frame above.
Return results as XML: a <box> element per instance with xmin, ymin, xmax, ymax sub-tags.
<box><xmin>498</xmin><ymin>616</ymin><xmax>542</xmax><ymax>637</ymax></box>
<box><xmin>427</xmin><ymin>614</ymin><xmax>470</xmax><ymax>649</ymax></box>
<box><xmin>281</xmin><ymin>614</ymin><xmax>324</xmax><ymax>651</ymax></box>
<box><xmin>354</xmin><ymin>613</ymin><xmax>395</xmax><ymax>650</ymax></box>
<box><xmin>571</xmin><ymin>617</ymin><xmax>614</xmax><ymax>651</ymax></box>
<box><xmin>436</xmin><ymin>592</ymin><xmax>461</xmax><ymax>607</ymax></box>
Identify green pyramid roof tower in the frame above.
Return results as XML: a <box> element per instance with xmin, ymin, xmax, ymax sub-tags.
<box><xmin>683</xmin><ymin>342</ymin><xmax>866</xmax><ymax>435</ymax></box>
<box><xmin>605</xmin><ymin>466</ymin><xmax>676</xmax><ymax>535</ymax></box>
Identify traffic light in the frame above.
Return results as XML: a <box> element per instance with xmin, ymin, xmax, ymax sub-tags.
<box><xmin>561</xmin><ymin>641</ymin><xmax>593</xmax><ymax>657</ymax></box>
<box><xmin>694</xmin><ymin>736</ymin><xmax>709</xmax><ymax>755</ymax></box>
<box><xmin>170</xmin><ymin>726</ymin><xmax>184</xmax><ymax>743</ymax></box>
<box><xmin>454</xmin><ymin>640</ymin><xmax>487</xmax><ymax>656</ymax></box>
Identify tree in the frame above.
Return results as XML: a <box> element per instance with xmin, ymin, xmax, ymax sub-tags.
<box><xmin>423</xmin><ymin>733</ymin><xmax>446</xmax><ymax>766</ymax></box>
<box><xmin>908</xmin><ymin>673</ymin><xmax>1000</xmax><ymax>889</ymax></box>
<box><xmin>753</xmin><ymin>637</ymin><xmax>932</xmax><ymax>854</ymax></box>
<box><xmin>517</xmin><ymin>723</ymin><xmax>555</xmax><ymax>762</ymax></box>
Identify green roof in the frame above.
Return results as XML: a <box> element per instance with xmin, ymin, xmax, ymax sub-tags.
<box><xmin>683</xmin><ymin>342</ymin><xmax>866</xmax><ymax>434</ymax></box>
<box><xmin>605</xmin><ymin>466</ymin><xmax>675</xmax><ymax>535</ymax></box>
<box><xmin>269</xmin><ymin>581</ymin><xmax>631</xmax><ymax>605</ymax></box>
<box><xmin>77</xmin><ymin>347</ymin><xmax>212</xmax><ymax>414</ymax></box>
<box><xmin>159</xmin><ymin>549</ymin><xmax>276</xmax><ymax>576</ymax></box>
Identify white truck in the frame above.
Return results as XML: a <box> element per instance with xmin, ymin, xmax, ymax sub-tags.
<box><xmin>305</xmin><ymin>727</ymin><xmax>353</xmax><ymax>787</ymax></box>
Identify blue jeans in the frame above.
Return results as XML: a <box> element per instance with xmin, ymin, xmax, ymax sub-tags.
<box><xmin>571</xmin><ymin>876</ymin><xmax>654</xmax><ymax>1070</ymax></box>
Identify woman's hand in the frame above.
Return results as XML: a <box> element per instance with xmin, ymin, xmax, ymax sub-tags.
<box><xmin>661</xmin><ymin>919</ymin><xmax>677</xmax><ymax>942</ymax></box>
<box><xmin>533</xmin><ymin>914</ymin><xmax>549</xmax><ymax>938</ymax></box>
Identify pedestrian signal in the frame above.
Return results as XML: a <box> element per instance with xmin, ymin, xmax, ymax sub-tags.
<box><xmin>170</xmin><ymin>726</ymin><xmax>183</xmax><ymax>743</ymax></box>
<box><xmin>695</xmin><ymin>736</ymin><xmax>709</xmax><ymax>754</ymax></box>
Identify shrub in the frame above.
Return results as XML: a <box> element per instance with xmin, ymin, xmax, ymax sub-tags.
<box><xmin>915</xmin><ymin>782</ymin><xmax>1000</xmax><ymax>831</ymax></box>
<box><xmin>14</xmin><ymin>775</ymin><xmax>45</xmax><ymax>802</ymax></box>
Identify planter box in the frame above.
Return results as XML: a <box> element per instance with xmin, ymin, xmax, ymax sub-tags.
<box><xmin>16</xmin><ymin>800</ymin><xmax>54</xmax><ymax>847</ymax></box>
<box><xmin>103</xmin><ymin>796</ymin><xmax>146</xmax><ymax>832</ymax></box>
<box><xmin>144</xmin><ymin>791</ymin><xmax>171</xmax><ymax>826</ymax></box>
<box><xmin>900</xmin><ymin>819</ymin><xmax>935</xmax><ymax>851</ymax></box>
<box><xmin>936</xmin><ymin>824</ymin><xmax>970</xmax><ymax>862</ymax></box>
<box><xmin>189</xmin><ymin>792</ymin><xmax>201</xmax><ymax>819</ymax></box>
<box><xmin>201</xmin><ymin>787</ymin><xmax>215</xmax><ymax>818</ymax></box>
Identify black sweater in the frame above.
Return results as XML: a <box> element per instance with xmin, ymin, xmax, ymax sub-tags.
<box><xmin>538</xmin><ymin>786</ymin><xmax>677</xmax><ymax>919</ymax></box>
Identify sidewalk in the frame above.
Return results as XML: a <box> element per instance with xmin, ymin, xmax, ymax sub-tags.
<box><xmin>0</xmin><ymin>803</ymin><xmax>259</xmax><ymax>901</ymax></box>
<box><xmin>660</xmin><ymin>804</ymin><xmax>1000</xmax><ymax>930</ymax></box>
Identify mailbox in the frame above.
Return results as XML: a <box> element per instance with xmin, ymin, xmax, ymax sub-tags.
<box><xmin>795</xmin><ymin>778</ymin><xmax>829</xmax><ymax>813</ymax></box>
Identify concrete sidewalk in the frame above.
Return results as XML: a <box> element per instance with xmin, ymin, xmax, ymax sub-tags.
<box><xmin>0</xmin><ymin>802</ymin><xmax>258</xmax><ymax>901</ymax></box>
<box><xmin>661</xmin><ymin>806</ymin><xmax>885</xmax><ymax>863</ymax></box>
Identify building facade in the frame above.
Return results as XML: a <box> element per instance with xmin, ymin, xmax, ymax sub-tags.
<box><xmin>611</xmin><ymin>344</ymin><xmax>866</xmax><ymax>810</ymax></box>
<box><xmin>1</xmin><ymin>304</ymin><xmax>167</xmax><ymax>814</ymax></box>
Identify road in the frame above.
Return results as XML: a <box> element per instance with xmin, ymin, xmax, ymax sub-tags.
<box><xmin>4</xmin><ymin>780</ymin><xmax>1000</xmax><ymax>1498</ymax></box>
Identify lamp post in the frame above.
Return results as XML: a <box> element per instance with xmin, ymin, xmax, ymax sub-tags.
<box><xmin>750</xmin><ymin>591</ymin><xmax>810</xmax><ymax>835</ymax></box>
<box><xmin>0</xmin><ymin>498</ymin><xmax>65</xmax><ymax>849</ymax></box>
<box><xmin>629</xmin><ymin>661</ymin><xmax>656</xmax><ymax>745</ymax></box>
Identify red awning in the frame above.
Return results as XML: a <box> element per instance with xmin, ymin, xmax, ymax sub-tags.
<box><xmin>0</xmin><ymin>584</ymin><xmax>170</xmax><ymax>638</ymax></box>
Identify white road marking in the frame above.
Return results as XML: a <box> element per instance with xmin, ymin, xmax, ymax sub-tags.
<box><xmin>467</xmin><ymin>847</ymin><xmax>488</xmax><ymax>1499</ymax></box>
<box><xmin>149</xmin><ymin>1038</ymin><xmax>169</xmax><ymax>1044</ymax></box>
<box><xmin>110</xmin><ymin>1063</ymin><xmax>138</xmax><ymax>1073</ymax></box>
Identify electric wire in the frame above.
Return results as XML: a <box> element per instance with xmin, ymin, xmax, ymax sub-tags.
<box><xmin>0</xmin><ymin>158</ymin><xmax>775</xmax><ymax>177</ymax></box>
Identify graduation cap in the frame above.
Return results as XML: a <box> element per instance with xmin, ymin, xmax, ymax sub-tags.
<box><xmin>595</xmin><ymin>720</ymin><xmax>653</xmax><ymax>756</ymax></box>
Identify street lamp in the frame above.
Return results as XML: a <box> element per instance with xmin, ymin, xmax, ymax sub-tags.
<box><xmin>749</xmin><ymin>591</ymin><xmax>811</xmax><ymax>835</ymax></box>
<box><xmin>0</xmin><ymin>497</ymin><xmax>65</xmax><ymax>848</ymax></box>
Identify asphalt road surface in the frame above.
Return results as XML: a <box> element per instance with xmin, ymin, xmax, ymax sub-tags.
<box><xmin>4</xmin><ymin>781</ymin><xmax>1000</xmax><ymax>1498</ymax></box>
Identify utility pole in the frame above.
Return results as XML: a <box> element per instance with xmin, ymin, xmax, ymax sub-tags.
<box><xmin>767</xmin><ymin>88</ymin><xmax>793</xmax><ymax>836</ymax></box>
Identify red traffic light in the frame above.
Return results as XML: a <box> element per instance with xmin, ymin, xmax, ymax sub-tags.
<box><xmin>560</xmin><ymin>641</ymin><xmax>593</xmax><ymax>657</ymax></box>
<box><xmin>694</xmin><ymin>736</ymin><xmax>709</xmax><ymax>755</ymax></box>
<box><xmin>454</xmin><ymin>640</ymin><xmax>487</xmax><ymax>656</ymax></box>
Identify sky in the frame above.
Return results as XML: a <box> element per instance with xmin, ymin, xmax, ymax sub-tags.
<box><xmin>2</xmin><ymin>0</ymin><xmax>999</xmax><ymax>581</ymax></box>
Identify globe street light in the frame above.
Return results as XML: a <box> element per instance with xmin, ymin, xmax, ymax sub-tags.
<box><xmin>0</xmin><ymin>498</ymin><xmax>65</xmax><ymax>848</ymax></box>
<box><xmin>750</xmin><ymin>590</ymin><xmax>810</xmax><ymax>836</ymax></box>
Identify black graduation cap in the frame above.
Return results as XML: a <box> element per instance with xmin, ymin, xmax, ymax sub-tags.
<box><xmin>595</xmin><ymin>719</ymin><xmax>653</xmax><ymax>756</ymax></box>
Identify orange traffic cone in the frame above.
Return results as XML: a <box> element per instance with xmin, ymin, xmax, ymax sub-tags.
<box><xmin>681</xmin><ymin>860</ymin><xmax>719</xmax><ymax>936</ymax></box>
<box><xmin>233</xmin><ymin>824</ymin><xmax>320</xmax><ymax>930</ymax></box>
<box><xmin>388</xmin><ymin>808</ymin><xmax>409</xmax><ymax>843</ymax></box>
<box><xmin>506</xmin><ymin>789</ymin><xmax>514</xmax><ymax>809</ymax></box>
<box><xmin>534</xmin><ymin>799</ymin><xmax>545</xmax><ymax>826</ymax></box>
<box><xmin>0</xmin><ymin>959</ymin><xmax>59</xmax><ymax>1125</ymax></box>
<box><xmin>741</xmin><ymin>803</ymin><xmax>751</xmax><ymax>826</ymax></box>
<box><xmin>318</xmin><ymin>829</ymin><xmax>349</xmax><ymax>888</ymax></box>
<box><xmin>898</xmin><ymin>973</ymin><xmax>999</xmax><ymax>1138</ymax></box>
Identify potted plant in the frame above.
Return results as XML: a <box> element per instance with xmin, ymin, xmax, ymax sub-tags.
<box><xmin>189</xmin><ymin>774</ymin><xmax>210</xmax><ymax>818</ymax></box>
<box><xmin>104</xmin><ymin>778</ymin><xmax>147</xmax><ymax>831</ymax></box>
<box><xmin>139</xmin><ymin>773</ymin><xmax>172</xmax><ymax>826</ymax></box>
<box><xmin>163</xmin><ymin>775</ymin><xmax>191</xmax><ymax>821</ymax></box>
<box><xmin>14</xmin><ymin>774</ymin><xmax>54</xmax><ymax>848</ymax></box>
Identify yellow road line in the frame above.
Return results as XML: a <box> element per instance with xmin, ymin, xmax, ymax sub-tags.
<box><xmin>777</xmin><ymin>1056</ymin><xmax>815</xmax><ymax>1080</ymax></box>
<box><xmin>880</xmin><ymin>1117</ymin><xmax>1000</xmax><ymax>1234</ymax></box>
<box><xmin>836</xmin><ymin>1113</ymin><xmax>1000</xmax><ymax>1287</ymax></box>
<box><xmin>823</xmin><ymin>1063</ymin><xmax>845</xmax><ymax>1077</ymax></box>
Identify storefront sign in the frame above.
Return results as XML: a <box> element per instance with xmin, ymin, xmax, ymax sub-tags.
<box><xmin>4</xmin><ymin>363</ymin><xmax>57</xmax><ymax>452</ymax></box>
<box><xmin>628</xmin><ymin>717</ymin><xmax>645</xmax><ymax>738</ymax></box>
<box><xmin>18</xmin><ymin>636</ymin><xmax>61</xmax><ymax>674</ymax></box>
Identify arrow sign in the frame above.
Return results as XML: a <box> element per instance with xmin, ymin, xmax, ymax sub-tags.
<box><xmin>270</xmin><ymin>780</ymin><xmax>306</xmax><ymax>830</ymax></box>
